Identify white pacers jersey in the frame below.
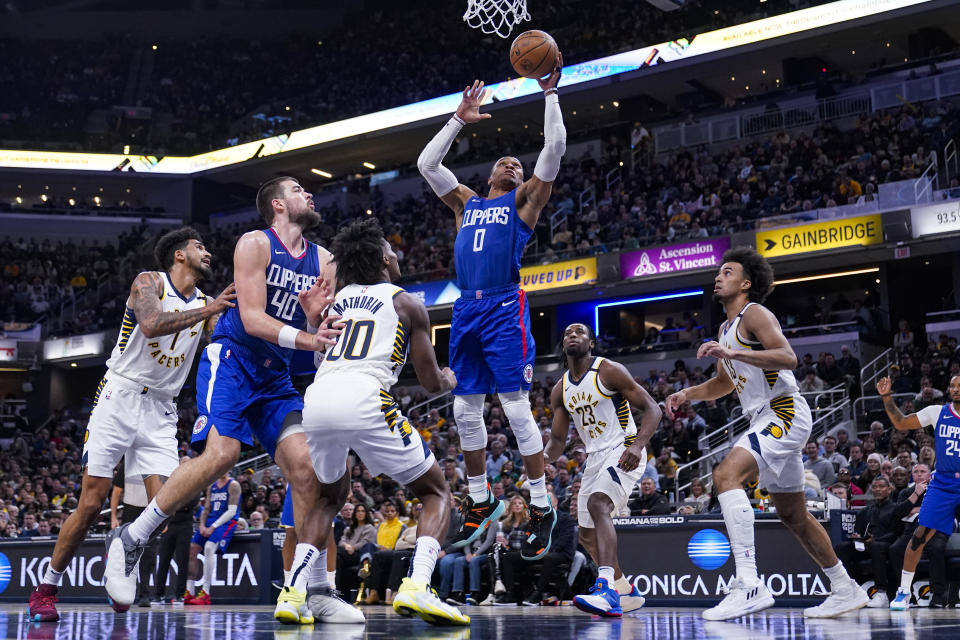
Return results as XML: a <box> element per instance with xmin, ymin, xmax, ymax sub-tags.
<box><xmin>104</xmin><ymin>271</ymin><xmax>208</xmax><ymax>395</ymax></box>
<box><xmin>317</xmin><ymin>282</ymin><xmax>408</xmax><ymax>389</ymax></box>
<box><xmin>718</xmin><ymin>302</ymin><xmax>799</xmax><ymax>414</ymax></box>
<box><xmin>562</xmin><ymin>357</ymin><xmax>637</xmax><ymax>453</ymax></box>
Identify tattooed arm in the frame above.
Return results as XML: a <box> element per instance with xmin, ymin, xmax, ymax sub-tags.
<box><xmin>129</xmin><ymin>272</ymin><xmax>234</xmax><ymax>338</ymax></box>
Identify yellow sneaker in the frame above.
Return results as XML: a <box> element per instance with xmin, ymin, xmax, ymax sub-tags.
<box><xmin>275</xmin><ymin>586</ymin><xmax>315</xmax><ymax>625</ymax></box>
<box><xmin>392</xmin><ymin>578</ymin><xmax>470</xmax><ymax>626</ymax></box>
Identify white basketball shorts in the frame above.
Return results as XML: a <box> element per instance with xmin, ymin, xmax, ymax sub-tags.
<box><xmin>733</xmin><ymin>393</ymin><xmax>812</xmax><ymax>494</ymax></box>
<box><xmin>82</xmin><ymin>373</ymin><xmax>179</xmax><ymax>479</ymax></box>
<box><xmin>577</xmin><ymin>443</ymin><xmax>645</xmax><ymax>528</ymax></box>
<box><xmin>302</xmin><ymin>372</ymin><xmax>435</xmax><ymax>486</ymax></box>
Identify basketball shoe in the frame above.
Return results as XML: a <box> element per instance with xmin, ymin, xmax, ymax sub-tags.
<box><xmin>392</xmin><ymin>578</ymin><xmax>470</xmax><ymax>625</ymax></box>
<box><xmin>275</xmin><ymin>586</ymin><xmax>314</xmax><ymax>625</ymax></box>
<box><xmin>27</xmin><ymin>584</ymin><xmax>59</xmax><ymax>622</ymax></box>
<box><xmin>702</xmin><ymin>578</ymin><xmax>774</xmax><ymax>620</ymax></box>
<box><xmin>521</xmin><ymin>503</ymin><xmax>557</xmax><ymax>560</ymax></box>
<box><xmin>187</xmin><ymin>590</ymin><xmax>210</xmax><ymax>605</ymax></box>
<box><xmin>103</xmin><ymin>523</ymin><xmax>145</xmax><ymax>607</ymax></box>
<box><xmin>450</xmin><ymin>491</ymin><xmax>504</xmax><ymax>549</ymax></box>
<box><xmin>803</xmin><ymin>579</ymin><xmax>869</xmax><ymax>618</ymax></box>
<box><xmin>573</xmin><ymin>578</ymin><xmax>622</xmax><ymax>617</ymax></box>
<box><xmin>307</xmin><ymin>587</ymin><xmax>366</xmax><ymax>624</ymax></box>
<box><xmin>614</xmin><ymin>576</ymin><xmax>646</xmax><ymax>612</ymax></box>
<box><xmin>890</xmin><ymin>587</ymin><xmax>911</xmax><ymax>611</ymax></box>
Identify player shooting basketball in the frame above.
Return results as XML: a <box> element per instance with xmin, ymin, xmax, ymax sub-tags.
<box><xmin>416</xmin><ymin>53</ymin><xmax>565</xmax><ymax>561</ymax></box>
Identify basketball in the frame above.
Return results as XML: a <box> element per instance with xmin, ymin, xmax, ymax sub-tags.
<box><xmin>510</xmin><ymin>30</ymin><xmax>559</xmax><ymax>79</ymax></box>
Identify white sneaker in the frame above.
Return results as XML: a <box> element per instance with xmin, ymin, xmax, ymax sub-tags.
<box><xmin>866</xmin><ymin>591</ymin><xmax>890</xmax><ymax>608</ymax></box>
<box><xmin>493</xmin><ymin>579</ymin><xmax>506</xmax><ymax>595</ymax></box>
<box><xmin>889</xmin><ymin>587</ymin><xmax>910</xmax><ymax>611</ymax></box>
<box><xmin>614</xmin><ymin>576</ymin><xmax>646</xmax><ymax>612</ymax></box>
<box><xmin>478</xmin><ymin>593</ymin><xmax>495</xmax><ymax>606</ymax></box>
<box><xmin>103</xmin><ymin>524</ymin><xmax>144</xmax><ymax>607</ymax></box>
<box><xmin>702</xmin><ymin>579</ymin><xmax>774</xmax><ymax>621</ymax></box>
<box><xmin>803</xmin><ymin>580</ymin><xmax>869</xmax><ymax>618</ymax></box>
<box><xmin>307</xmin><ymin>588</ymin><xmax>366</xmax><ymax>624</ymax></box>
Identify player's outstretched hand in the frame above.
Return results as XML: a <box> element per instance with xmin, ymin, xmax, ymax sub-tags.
<box><xmin>298</xmin><ymin>277</ymin><xmax>335</xmax><ymax>327</ymax></box>
<box><xmin>441</xmin><ymin>367</ymin><xmax>458</xmax><ymax>391</ymax></box>
<box><xmin>455</xmin><ymin>80</ymin><xmax>492</xmax><ymax>124</ymax></box>
<box><xmin>537</xmin><ymin>51</ymin><xmax>563</xmax><ymax>91</ymax></box>
<box><xmin>211</xmin><ymin>282</ymin><xmax>237</xmax><ymax>313</ymax></box>
<box><xmin>664</xmin><ymin>390</ymin><xmax>686</xmax><ymax>419</ymax></box>
<box><xmin>618</xmin><ymin>442</ymin><xmax>644</xmax><ymax>473</ymax></box>
<box><xmin>697</xmin><ymin>340</ymin><xmax>730</xmax><ymax>360</ymax></box>
<box><xmin>312</xmin><ymin>313</ymin><xmax>344</xmax><ymax>349</ymax></box>
<box><xmin>876</xmin><ymin>376</ymin><xmax>892</xmax><ymax>396</ymax></box>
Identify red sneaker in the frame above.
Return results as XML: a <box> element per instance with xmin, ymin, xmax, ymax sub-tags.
<box><xmin>27</xmin><ymin>584</ymin><xmax>60</xmax><ymax>622</ymax></box>
<box><xmin>187</xmin><ymin>590</ymin><xmax>210</xmax><ymax>605</ymax></box>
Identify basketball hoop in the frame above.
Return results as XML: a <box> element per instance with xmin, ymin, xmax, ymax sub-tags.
<box><xmin>463</xmin><ymin>0</ymin><xmax>530</xmax><ymax>39</ymax></box>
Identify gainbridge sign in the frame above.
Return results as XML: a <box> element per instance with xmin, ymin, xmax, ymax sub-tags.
<box><xmin>755</xmin><ymin>214</ymin><xmax>883</xmax><ymax>258</ymax></box>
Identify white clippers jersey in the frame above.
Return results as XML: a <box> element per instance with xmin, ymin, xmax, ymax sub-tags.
<box><xmin>317</xmin><ymin>282</ymin><xmax>408</xmax><ymax>389</ymax></box>
<box><xmin>562</xmin><ymin>357</ymin><xmax>637</xmax><ymax>454</ymax></box>
<box><xmin>718</xmin><ymin>302</ymin><xmax>799</xmax><ymax>413</ymax></box>
<box><xmin>105</xmin><ymin>272</ymin><xmax>207</xmax><ymax>395</ymax></box>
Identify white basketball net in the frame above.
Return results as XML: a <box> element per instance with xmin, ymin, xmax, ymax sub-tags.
<box><xmin>463</xmin><ymin>0</ymin><xmax>530</xmax><ymax>39</ymax></box>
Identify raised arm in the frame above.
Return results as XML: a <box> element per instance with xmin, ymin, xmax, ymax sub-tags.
<box><xmin>516</xmin><ymin>53</ymin><xmax>566</xmax><ymax>228</ymax></box>
<box><xmin>129</xmin><ymin>272</ymin><xmax>234</xmax><ymax>339</ymax></box>
<box><xmin>877</xmin><ymin>376</ymin><xmax>925</xmax><ymax>430</ymax></box>
<box><xmin>393</xmin><ymin>292</ymin><xmax>457</xmax><ymax>395</ymax></box>
<box><xmin>544</xmin><ymin>380</ymin><xmax>571</xmax><ymax>463</ymax></box>
<box><xmin>417</xmin><ymin>81</ymin><xmax>483</xmax><ymax>223</ymax></box>
<box><xmin>599</xmin><ymin>359</ymin><xmax>663</xmax><ymax>472</ymax></box>
<box><xmin>234</xmin><ymin>232</ymin><xmax>340</xmax><ymax>351</ymax></box>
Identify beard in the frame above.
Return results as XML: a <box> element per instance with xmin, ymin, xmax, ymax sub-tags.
<box><xmin>290</xmin><ymin>207</ymin><xmax>321</xmax><ymax>230</ymax></box>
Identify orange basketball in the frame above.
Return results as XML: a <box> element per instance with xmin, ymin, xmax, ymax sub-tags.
<box><xmin>509</xmin><ymin>30</ymin><xmax>559</xmax><ymax>79</ymax></box>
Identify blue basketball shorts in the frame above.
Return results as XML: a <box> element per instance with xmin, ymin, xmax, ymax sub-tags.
<box><xmin>917</xmin><ymin>473</ymin><xmax>960</xmax><ymax>535</ymax></box>
<box><xmin>280</xmin><ymin>489</ymin><xmax>294</xmax><ymax>528</ymax></box>
<box><xmin>191</xmin><ymin>518</ymin><xmax>238</xmax><ymax>553</ymax></box>
<box><xmin>449</xmin><ymin>287</ymin><xmax>536</xmax><ymax>396</ymax></box>
<box><xmin>193</xmin><ymin>341</ymin><xmax>304</xmax><ymax>458</ymax></box>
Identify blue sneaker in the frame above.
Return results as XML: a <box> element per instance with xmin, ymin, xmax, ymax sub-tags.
<box><xmin>573</xmin><ymin>578</ymin><xmax>622</xmax><ymax>617</ymax></box>
<box><xmin>890</xmin><ymin>587</ymin><xmax>910</xmax><ymax>611</ymax></box>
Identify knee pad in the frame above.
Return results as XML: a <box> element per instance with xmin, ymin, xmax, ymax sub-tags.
<box><xmin>454</xmin><ymin>394</ymin><xmax>487</xmax><ymax>452</ymax></box>
<box><xmin>498</xmin><ymin>390</ymin><xmax>542</xmax><ymax>456</ymax></box>
<box><xmin>910</xmin><ymin>528</ymin><xmax>932</xmax><ymax>551</ymax></box>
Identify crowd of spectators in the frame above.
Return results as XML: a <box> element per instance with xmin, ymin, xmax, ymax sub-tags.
<box><xmin>0</xmin><ymin>0</ymin><xmax>831</xmax><ymax>154</ymax></box>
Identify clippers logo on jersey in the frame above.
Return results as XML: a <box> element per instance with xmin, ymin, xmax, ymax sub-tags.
<box><xmin>454</xmin><ymin>189</ymin><xmax>532</xmax><ymax>292</ymax></box>
<box><xmin>460</xmin><ymin>205</ymin><xmax>510</xmax><ymax>228</ymax></box>
<box><xmin>523</xmin><ymin>363</ymin><xmax>534</xmax><ymax>384</ymax></box>
<box><xmin>193</xmin><ymin>415</ymin><xmax>207</xmax><ymax>435</ymax></box>
<box><xmin>207</xmin><ymin>478</ymin><xmax>233</xmax><ymax>522</ymax></box>
<box><xmin>934</xmin><ymin>404</ymin><xmax>960</xmax><ymax>471</ymax></box>
<box><xmin>266</xmin><ymin>264</ymin><xmax>317</xmax><ymax>322</ymax></box>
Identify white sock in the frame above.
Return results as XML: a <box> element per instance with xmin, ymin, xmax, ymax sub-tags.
<box><xmin>305</xmin><ymin>548</ymin><xmax>329</xmax><ymax>591</ymax></box>
<box><xmin>900</xmin><ymin>570</ymin><xmax>915</xmax><ymax>593</ymax></box>
<box><xmin>598</xmin><ymin>566</ymin><xmax>615</xmax><ymax>583</ymax></box>
<box><xmin>822</xmin><ymin>562</ymin><xmax>852</xmax><ymax>589</ymax></box>
<box><xmin>410</xmin><ymin>536</ymin><xmax>441</xmax><ymax>585</ymax></box>
<box><xmin>717</xmin><ymin>489</ymin><xmax>758</xmax><ymax>584</ymax></box>
<box><xmin>124</xmin><ymin>499</ymin><xmax>169</xmax><ymax>545</ymax></box>
<box><xmin>527</xmin><ymin>475</ymin><xmax>549</xmax><ymax>508</ymax></box>
<box><xmin>283</xmin><ymin>570</ymin><xmax>292</xmax><ymax>585</ymax></box>
<box><xmin>202</xmin><ymin>543</ymin><xmax>217</xmax><ymax>596</ymax></box>
<box><xmin>327</xmin><ymin>570</ymin><xmax>337</xmax><ymax>587</ymax></box>
<box><xmin>186</xmin><ymin>578</ymin><xmax>196</xmax><ymax>596</ymax></box>
<box><xmin>467</xmin><ymin>475</ymin><xmax>489</xmax><ymax>503</ymax></box>
<box><xmin>42</xmin><ymin>566</ymin><xmax>64</xmax><ymax>587</ymax></box>
<box><xmin>288</xmin><ymin>543</ymin><xmax>320</xmax><ymax>593</ymax></box>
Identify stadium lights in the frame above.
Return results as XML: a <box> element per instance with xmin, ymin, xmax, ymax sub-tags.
<box><xmin>123</xmin><ymin>145</ymin><xmax>130</xmax><ymax>154</ymax></box>
<box><xmin>15</xmin><ymin>197</ymin><xmax>21</xmax><ymax>204</ymax></box>
<box><xmin>151</xmin><ymin>45</ymin><xmax>158</xmax><ymax>51</ymax></box>
<box><xmin>366</xmin><ymin>209</ymin><xmax>373</xmax><ymax>215</ymax></box>
<box><xmin>612</xmin><ymin>101</ymin><xmax>619</xmax><ymax>107</ymax></box>
<box><xmin>40</xmin><ymin>194</ymin><xmax>47</xmax><ymax>202</ymax></box>
<box><xmin>593</xmin><ymin>290</ymin><xmax>704</xmax><ymax>336</ymax></box>
<box><xmin>430</xmin><ymin>323</ymin><xmax>451</xmax><ymax>345</ymax></box>
<box><xmin>70</xmin><ymin>362</ymin><xmax>77</xmax><ymax>368</ymax></box>
<box><xmin>363</xmin><ymin>162</ymin><xmax>376</xmax><ymax>169</ymax></box>
<box><xmin>772</xmin><ymin>267</ymin><xmax>879</xmax><ymax>286</ymax></box>
<box><xmin>311</xmin><ymin>168</ymin><xmax>332</xmax><ymax>178</ymax></box>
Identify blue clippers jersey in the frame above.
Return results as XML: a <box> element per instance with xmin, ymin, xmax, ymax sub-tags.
<box><xmin>213</xmin><ymin>229</ymin><xmax>321</xmax><ymax>367</ymax></box>
<box><xmin>454</xmin><ymin>189</ymin><xmax>533</xmax><ymax>291</ymax></box>
<box><xmin>206</xmin><ymin>478</ymin><xmax>234</xmax><ymax>524</ymax></box>
<box><xmin>933</xmin><ymin>404</ymin><xmax>960</xmax><ymax>476</ymax></box>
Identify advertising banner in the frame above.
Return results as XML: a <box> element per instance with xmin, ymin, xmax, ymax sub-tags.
<box><xmin>755</xmin><ymin>214</ymin><xmax>883</xmax><ymax>258</ymax></box>
<box><xmin>0</xmin><ymin>531</ymin><xmax>281</xmax><ymax>603</ymax></box>
<box><xmin>519</xmin><ymin>257</ymin><xmax>597</xmax><ymax>293</ymax></box>
<box><xmin>0</xmin><ymin>340</ymin><xmax>15</xmax><ymax>362</ymax></box>
<box><xmin>620</xmin><ymin>238</ymin><xmax>730</xmax><ymax>279</ymax></box>
<box><xmin>42</xmin><ymin>332</ymin><xmax>106</xmax><ymax>362</ymax></box>
<box><xmin>615</xmin><ymin>518</ymin><xmax>825</xmax><ymax>604</ymax></box>
<box><xmin>910</xmin><ymin>200</ymin><xmax>960</xmax><ymax>238</ymax></box>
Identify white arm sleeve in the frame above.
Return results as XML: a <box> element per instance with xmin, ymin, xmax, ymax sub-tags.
<box><xmin>210</xmin><ymin>504</ymin><xmax>238</xmax><ymax>529</ymax></box>
<box><xmin>533</xmin><ymin>92</ymin><xmax>567</xmax><ymax>182</ymax></box>
<box><xmin>417</xmin><ymin>116</ymin><xmax>463</xmax><ymax>197</ymax></box>
<box><xmin>916</xmin><ymin>404</ymin><xmax>942</xmax><ymax>428</ymax></box>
